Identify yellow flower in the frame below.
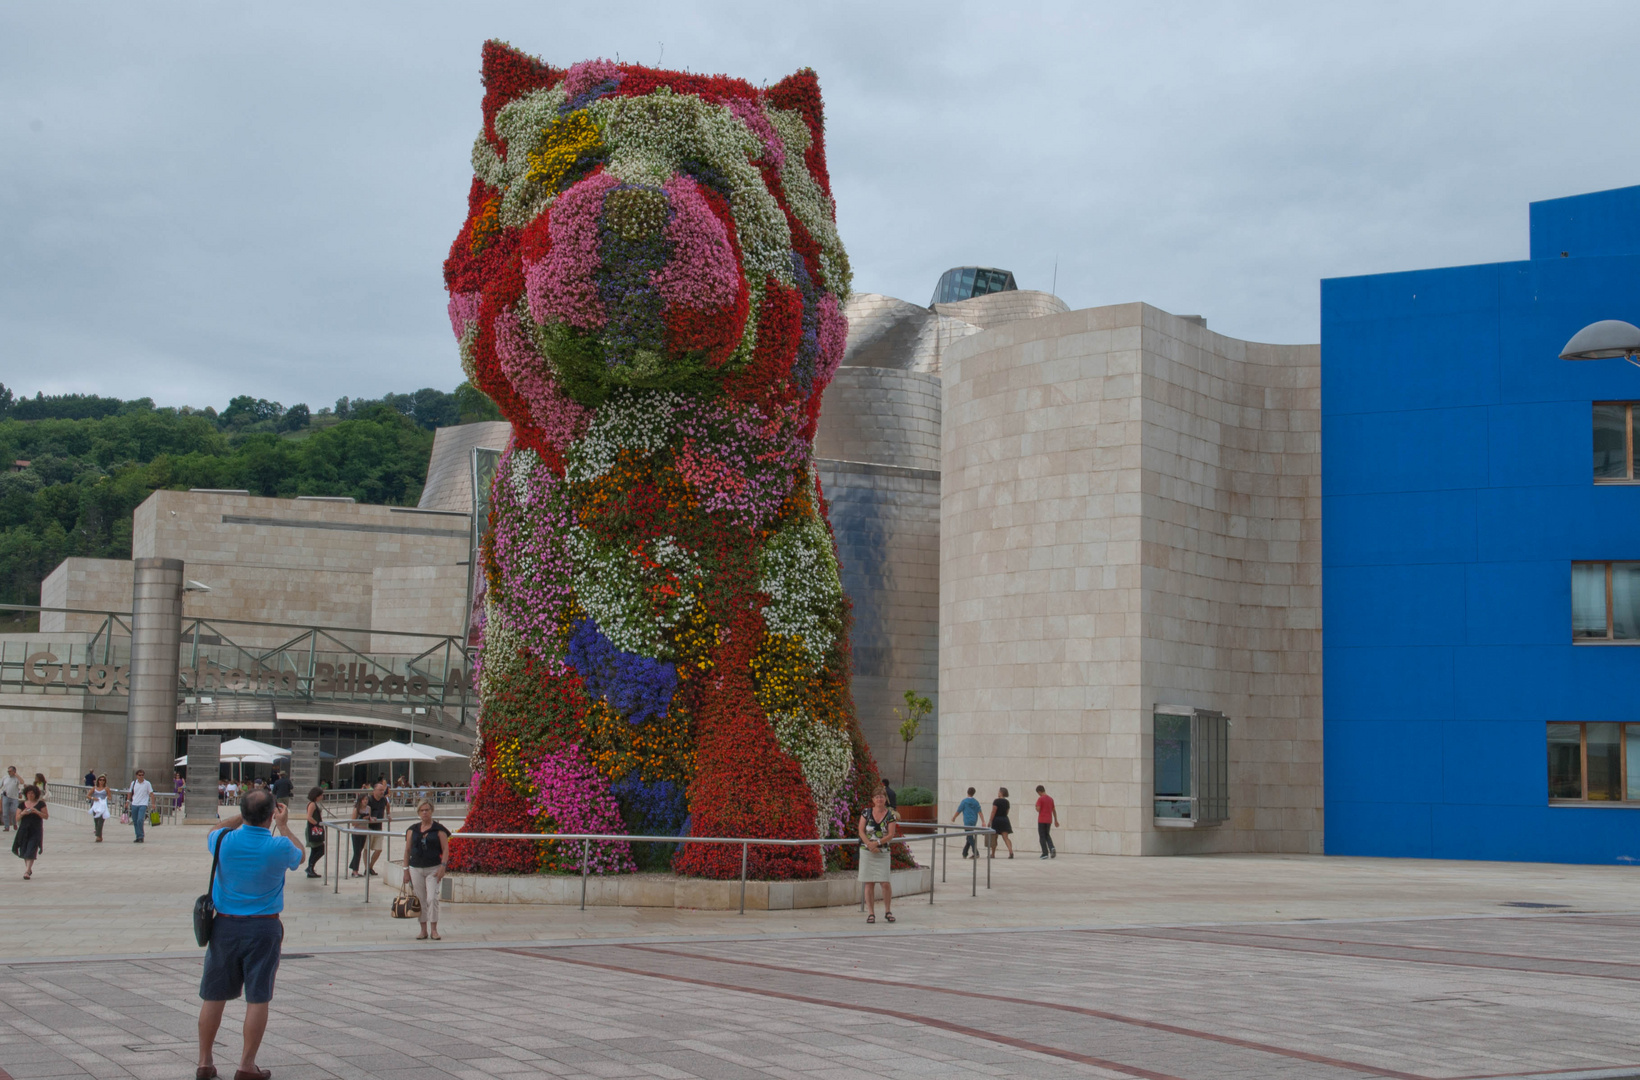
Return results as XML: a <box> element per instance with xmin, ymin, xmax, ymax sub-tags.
<box><xmin>527</xmin><ymin>112</ymin><xmax>602</xmax><ymax>194</ymax></box>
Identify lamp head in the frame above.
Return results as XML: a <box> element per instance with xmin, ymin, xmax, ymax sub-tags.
<box><xmin>1560</xmin><ymin>319</ymin><xmax>1640</xmax><ymax>361</ymax></box>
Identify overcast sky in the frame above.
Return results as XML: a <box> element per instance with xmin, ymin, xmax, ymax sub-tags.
<box><xmin>4</xmin><ymin>1</ymin><xmax>1640</xmax><ymax>410</ymax></box>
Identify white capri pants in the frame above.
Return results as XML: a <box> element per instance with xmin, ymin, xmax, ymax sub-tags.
<box><xmin>407</xmin><ymin>865</ymin><xmax>442</xmax><ymax>925</ymax></box>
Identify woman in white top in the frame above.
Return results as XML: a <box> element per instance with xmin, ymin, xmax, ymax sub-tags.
<box><xmin>86</xmin><ymin>775</ymin><xmax>112</xmax><ymax>843</ymax></box>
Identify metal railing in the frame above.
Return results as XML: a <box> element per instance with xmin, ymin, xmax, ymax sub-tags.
<box><xmin>316</xmin><ymin>786</ymin><xmax>470</xmax><ymax>813</ymax></box>
<box><xmin>54</xmin><ymin>784</ymin><xmax>182</xmax><ymax>825</ymax></box>
<box><xmin>320</xmin><ymin>821</ymin><xmax>996</xmax><ymax>914</ymax></box>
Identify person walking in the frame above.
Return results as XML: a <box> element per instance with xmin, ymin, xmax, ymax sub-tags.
<box><xmin>951</xmin><ymin>786</ymin><xmax>985</xmax><ymax>859</ymax></box>
<box><xmin>196</xmin><ymin>788</ymin><xmax>303</xmax><ymax>1080</ymax></box>
<box><xmin>1035</xmin><ymin>784</ymin><xmax>1059</xmax><ymax>859</ymax></box>
<box><xmin>84</xmin><ymin>768</ymin><xmax>96</xmax><ymax>788</ymax></box>
<box><xmin>270</xmin><ymin>772</ymin><xmax>292</xmax><ymax>805</ymax></box>
<box><xmin>2</xmin><ymin>765</ymin><xmax>20</xmax><ymax>832</ymax></box>
<box><xmin>401</xmin><ymin>800</ymin><xmax>450</xmax><ymax>940</ymax></box>
<box><xmin>34</xmin><ymin>773</ymin><xmax>48</xmax><ymax>798</ymax></box>
<box><xmin>989</xmin><ymin>787</ymin><xmax>1014</xmax><ymax>859</ymax></box>
<box><xmin>347</xmin><ymin>789</ymin><xmax>379</xmax><ymax>877</ymax></box>
<box><xmin>12</xmin><ymin>785</ymin><xmax>46</xmax><ymax>879</ymax></box>
<box><xmin>857</xmin><ymin>786</ymin><xmax>899</xmax><ymax>924</ymax></box>
<box><xmin>358</xmin><ymin>779</ymin><xmax>389</xmax><ymax>877</ymax></box>
<box><xmin>128</xmin><ymin>769</ymin><xmax>153</xmax><ymax>843</ymax></box>
<box><xmin>302</xmin><ymin>787</ymin><xmax>325</xmax><ymax>878</ymax></box>
<box><xmin>87</xmin><ymin>775</ymin><xmax>113</xmax><ymax>842</ymax></box>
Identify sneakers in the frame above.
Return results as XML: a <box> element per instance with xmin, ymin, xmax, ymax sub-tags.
<box><xmin>1039</xmin><ymin>853</ymin><xmax>1049</xmax><ymax>859</ymax></box>
<box><xmin>1050</xmin><ymin>850</ymin><xmax>1056</xmax><ymax>859</ymax></box>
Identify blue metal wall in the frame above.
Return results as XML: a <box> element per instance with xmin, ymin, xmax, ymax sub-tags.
<box><xmin>1323</xmin><ymin>184</ymin><xmax>1640</xmax><ymax>863</ymax></box>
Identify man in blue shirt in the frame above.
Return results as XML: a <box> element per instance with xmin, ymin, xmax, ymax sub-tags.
<box><xmin>951</xmin><ymin>787</ymin><xmax>985</xmax><ymax>859</ymax></box>
<box><xmin>196</xmin><ymin>788</ymin><xmax>302</xmax><ymax>1080</ymax></box>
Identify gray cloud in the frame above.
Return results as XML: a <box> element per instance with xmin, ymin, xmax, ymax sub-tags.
<box><xmin>3</xmin><ymin>0</ymin><xmax>1639</xmax><ymax>408</ymax></box>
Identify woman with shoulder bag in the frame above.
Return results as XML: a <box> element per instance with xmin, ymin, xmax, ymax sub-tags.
<box><xmin>347</xmin><ymin>791</ymin><xmax>370</xmax><ymax>877</ymax></box>
<box><xmin>303</xmin><ymin>787</ymin><xmax>325</xmax><ymax>878</ymax></box>
<box><xmin>401</xmin><ymin>800</ymin><xmax>450</xmax><ymax>940</ymax></box>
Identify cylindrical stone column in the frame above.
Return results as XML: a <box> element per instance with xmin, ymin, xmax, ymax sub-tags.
<box><xmin>128</xmin><ymin>557</ymin><xmax>184</xmax><ymax>786</ymax></box>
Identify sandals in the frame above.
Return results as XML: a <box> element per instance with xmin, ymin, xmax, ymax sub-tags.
<box><xmin>865</xmin><ymin>913</ymin><xmax>875</xmax><ymax>923</ymax></box>
<box><xmin>430</xmin><ymin>931</ymin><xmax>441</xmax><ymax>940</ymax></box>
<box><xmin>195</xmin><ymin>1067</ymin><xmax>218</xmax><ymax>1079</ymax></box>
<box><xmin>884</xmin><ymin>912</ymin><xmax>896</xmax><ymax>923</ymax></box>
<box><xmin>416</xmin><ymin>929</ymin><xmax>428</xmax><ymax>940</ymax></box>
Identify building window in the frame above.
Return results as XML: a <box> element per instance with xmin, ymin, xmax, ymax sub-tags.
<box><xmin>1594</xmin><ymin>402</ymin><xmax>1640</xmax><ymax>481</ymax></box>
<box><xmin>1572</xmin><ymin>562</ymin><xmax>1640</xmax><ymax>641</ymax></box>
<box><xmin>1548</xmin><ymin>721</ymin><xmax>1640</xmax><ymax>802</ymax></box>
<box><xmin>1152</xmin><ymin>707</ymin><xmax>1228</xmax><ymax>826</ymax></box>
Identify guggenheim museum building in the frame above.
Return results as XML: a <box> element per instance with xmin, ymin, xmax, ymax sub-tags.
<box><xmin>9</xmin><ymin>182</ymin><xmax>1640</xmax><ymax>864</ymax></box>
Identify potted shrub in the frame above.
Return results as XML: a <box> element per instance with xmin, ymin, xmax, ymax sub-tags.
<box><xmin>896</xmin><ymin>785</ymin><xmax>937</xmax><ymax>835</ymax></box>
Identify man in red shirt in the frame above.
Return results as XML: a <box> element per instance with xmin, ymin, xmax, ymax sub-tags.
<box><xmin>1034</xmin><ymin>785</ymin><xmax>1059</xmax><ymax>859</ymax></box>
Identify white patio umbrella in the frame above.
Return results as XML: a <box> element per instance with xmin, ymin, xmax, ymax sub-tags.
<box><xmin>218</xmin><ymin>737</ymin><xmax>291</xmax><ymax>759</ymax></box>
<box><xmin>333</xmin><ymin>740</ymin><xmax>464</xmax><ymax>786</ymax></box>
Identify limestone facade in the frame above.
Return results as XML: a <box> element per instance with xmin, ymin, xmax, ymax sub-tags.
<box><xmin>940</xmin><ymin>302</ymin><xmax>1321</xmax><ymax>855</ymax></box>
<box><xmin>119</xmin><ymin>490</ymin><xmax>468</xmax><ymax>649</ymax></box>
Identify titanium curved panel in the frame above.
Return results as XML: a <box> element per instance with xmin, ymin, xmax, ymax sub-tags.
<box><xmin>418</xmin><ymin>421</ymin><xmax>511</xmax><ymax>512</ymax></box>
<box><xmin>813</xmin><ymin>367</ymin><xmax>942</xmax><ymax>472</ymax></box>
<box><xmin>818</xmin><ymin>459</ymin><xmax>940</xmax><ymax>791</ymax></box>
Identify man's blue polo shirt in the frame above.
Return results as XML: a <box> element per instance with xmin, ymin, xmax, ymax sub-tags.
<box><xmin>207</xmin><ymin>825</ymin><xmax>303</xmax><ymax>916</ymax></box>
<box><xmin>957</xmin><ymin>796</ymin><xmax>982</xmax><ymax>826</ymax></box>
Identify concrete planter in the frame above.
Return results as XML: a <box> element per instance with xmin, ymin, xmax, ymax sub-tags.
<box><xmin>441</xmin><ymin>865</ymin><xmax>932</xmax><ymax>910</ymax></box>
<box><xmin>897</xmin><ymin>804</ymin><xmax>938</xmax><ymax>835</ymax></box>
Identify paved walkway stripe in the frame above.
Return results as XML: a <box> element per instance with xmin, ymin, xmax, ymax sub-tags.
<box><xmin>619</xmin><ymin>943</ymin><xmax>1435</xmax><ymax>1080</ymax></box>
<box><xmin>1102</xmin><ymin>927</ymin><xmax>1640</xmax><ymax>983</ymax></box>
<box><xmin>499</xmin><ymin>946</ymin><xmax>1189</xmax><ymax>1080</ymax></box>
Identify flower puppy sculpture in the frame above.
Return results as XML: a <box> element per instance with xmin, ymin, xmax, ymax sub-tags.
<box><xmin>444</xmin><ymin>42</ymin><xmax>886</xmax><ymax>880</ymax></box>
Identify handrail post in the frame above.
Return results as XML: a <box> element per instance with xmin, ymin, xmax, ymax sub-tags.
<box><xmin>580</xmin><ymin>838</ymin><xmax>589</xmax><ymax>911</ymax></box>
<box><xmin>942</xmin><ymin>831</ymin><xmax>947</xmax><ymax>883</ymax></box>
<box><xmin>929</xmin><ymin>834</ymin><xmax>935</xmax><ymax>905</ymax></box>
<box><xmin>987</xmin><ymin>834</ymin><xmax>992</xmax><ymax>889</ymax></box>
<box><xmin>739</xmin><ymin>842</ymin><xmax>748</xmax><ymax>915</ymax></box>
<box><xmin>364</xmin><ymin>831</ymin><xmax>370</xmax><ymax>904</ymax></box>
<box><xmin>972</xmin><ymin>833</ymin><xmax>978</xmax><ymax>896</ymax></box>
<box><xmin>334</xmin><ymin>825</ymin><xmax>340</xmax><ymax>894</ymax></box>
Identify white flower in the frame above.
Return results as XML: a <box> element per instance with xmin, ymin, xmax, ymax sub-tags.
<box><xmin>758</xmin><ymin>513</ymin><xmax>844</xmax><ymax>669</ymax></box>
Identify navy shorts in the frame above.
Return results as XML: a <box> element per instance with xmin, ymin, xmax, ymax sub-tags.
<box><xmin>200</xmin><ymin>916</ymin><xmax>283</xmax><ymax>1004</ymax></box>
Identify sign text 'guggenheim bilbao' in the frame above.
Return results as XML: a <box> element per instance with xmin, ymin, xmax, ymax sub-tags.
<box><xmin>20</xmin><ymin>654</ymin><xmax>466</xmax><ymax>700</ymax></box>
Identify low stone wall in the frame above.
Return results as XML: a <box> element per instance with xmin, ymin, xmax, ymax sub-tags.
<box><xmin>441</xmin><ymin>866</ymin><xmax>932</xmax><ymax>910</ymax></box>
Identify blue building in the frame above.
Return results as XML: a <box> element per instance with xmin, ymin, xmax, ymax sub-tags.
<box><xmin>1323</xmin><ymin>183</ymin><xmax>1640</xmax><ymax>864</ymax></box>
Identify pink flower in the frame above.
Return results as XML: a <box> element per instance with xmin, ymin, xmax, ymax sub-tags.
<box><xmin>727</xmin><ymin>98</ymin><xmax>785</xmax><ymax>171</ymax></box>
<box><xmin>561</xmin><ymin>59</ymin><xmax>623</xmax><ymax>104</ymax></box>
<box><xmin>493</xmin><ymin>308</ymin><xmax>592</xmax><ymax>447</ymax></box>
<box><xmin>653</xmin><ymin>175</ymin><xmax>739</xmax><ymax>313</ymax></box>
<box><xmin>527</xmin><ymin>171</ymin><xmax>620</xmax><ymax>330</ymax></box>
<box><xmin>525</xmin><ymin>745</ymin><xmax>635</xmax><ymax>874</ymax></box>
<box><xmin>447</xmin><ymin>292</ymin><xmax>481</xmax><ymax>339</ymax></box>
<box><xmin>814</xmin><ymin>294</ymin><xmax>847</xmax><ymax>388</ymax></box>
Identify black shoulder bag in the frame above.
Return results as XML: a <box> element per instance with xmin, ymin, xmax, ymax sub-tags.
<box><xmin>193</xmin><ymin>832</ymin><xmax>224</xmax><ymax>947</ymax></box>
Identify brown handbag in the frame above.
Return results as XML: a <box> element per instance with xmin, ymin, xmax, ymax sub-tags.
<box><xmin>390</xmin><ymin>878</ymin><xmax>421</xmax><ymax>919</ymax></box>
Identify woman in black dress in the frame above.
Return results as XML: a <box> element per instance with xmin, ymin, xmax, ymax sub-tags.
<box><xmin>303</xmin><ymin>786</ymin><xmax>326</xmax><ymax>878</ymax></box>
<box><xmin>990</xmin><ymin>787</ymin><xmax>1014</xmax><ymax>859</ymax></box>
<box><xmin>12</xmin><ymin>784</ymin><xmax>47</xmax><ymax>878</ymax></box>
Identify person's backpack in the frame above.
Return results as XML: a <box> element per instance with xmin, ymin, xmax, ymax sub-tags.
<box><xmin>193</xmin><ymin>833</ymin><xmax>224</xmax><ymax>947</ymax></box>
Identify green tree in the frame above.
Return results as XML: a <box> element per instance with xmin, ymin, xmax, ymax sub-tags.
<box><xmin>893</xmin><ymin>689</ymin><xmax>933</xmax><ymax>785</ymax></box>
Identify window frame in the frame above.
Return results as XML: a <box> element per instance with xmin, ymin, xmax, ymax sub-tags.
<box><xmin>1593</xmin><ymin>401</ymin><xmax>1638</xmax><ymax>483</ymax></box>
<box><xmin>1547</xmin><ymin>721</ymin><xmax>1640</xmax><ymax>804</ymax></box>
<box><xmin>1570</xmin><ymin>560</ymin><xmax>1640</xmax><ymax>643</ymax></box>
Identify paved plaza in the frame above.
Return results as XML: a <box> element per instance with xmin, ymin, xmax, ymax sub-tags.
<box><xmin>3</xmin><ymin>817</ymin><xmax>1640</xmax><ymax>1079</ymax></box>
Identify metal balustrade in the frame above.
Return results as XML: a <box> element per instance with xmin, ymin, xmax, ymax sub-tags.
<box><xmin>320</xmin><ymin>821</ymin><xmax>997</xmax><ymax>914</ymax></box>
<box><xmin>54</xmin><ymin>783</ymin><xmax>182</xmax><ymax>825</ymax></box>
